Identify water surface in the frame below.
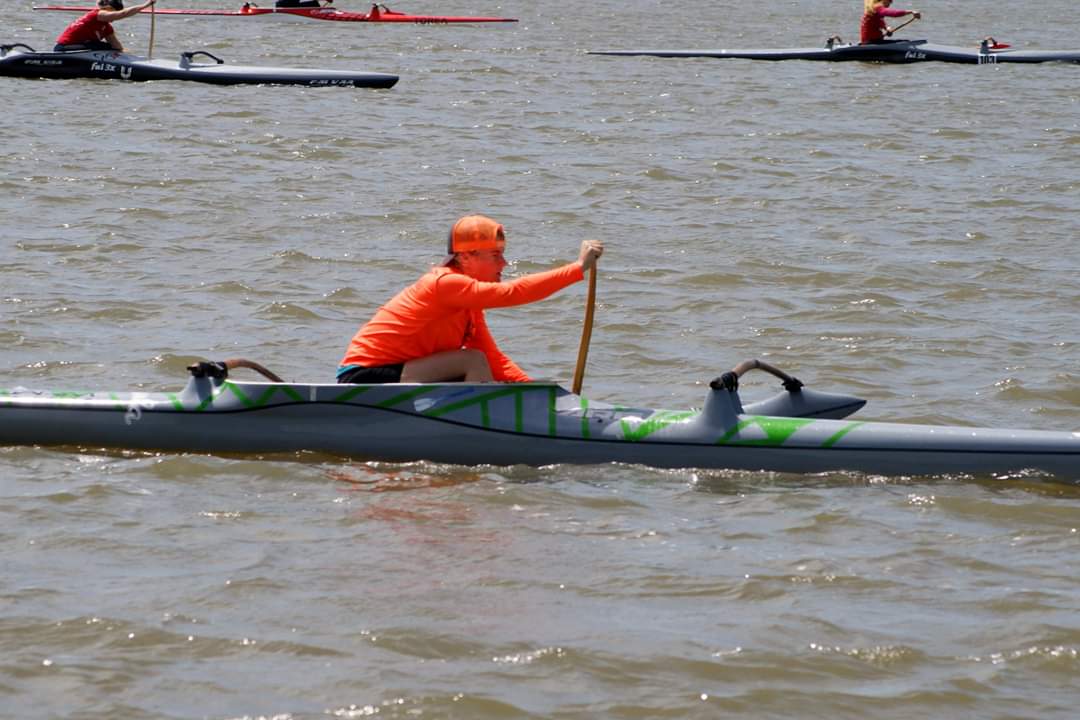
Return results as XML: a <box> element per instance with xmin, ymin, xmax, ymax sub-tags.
<box><xmin>2</xmin><ymin>1</ymin><xmax>1079</xmax><ymax>717</ymax></box>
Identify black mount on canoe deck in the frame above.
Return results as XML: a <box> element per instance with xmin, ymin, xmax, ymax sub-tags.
<box><xmin>180</xmin><ymin>51</ymin><xmax>225</xmax><ymax>67</ymax></box>
<box><xmin>188</xmin><ymin>358</ymin><xmax>284</xmax><ymax>382</ymax></box>
<box><xmin>1</xmin><ymin>43</ymin><xmax>36</xmax><ymax>55</ymax></box>
<box><xmin>711</xmin><ymin>359</ymin><xmax>804</xmax><ymax>393</ymax></box>
<box><xmin>709</xmin><ymin>359</ymin><xmax>865</xmax><ymax>420</ymax></box>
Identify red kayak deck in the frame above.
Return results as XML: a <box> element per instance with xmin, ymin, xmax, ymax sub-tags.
<box><xmin>33</xmin><ymin>3</ymin><xmax>518</xmax><ymax>23</ymax></box>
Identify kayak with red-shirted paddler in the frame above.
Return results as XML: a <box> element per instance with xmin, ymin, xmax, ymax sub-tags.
<box><xmin>589</xmin><ymin>38</ymin><xmax>1080</xmax><ymax>64</ymax></box>
<box><xmin>0</xmin><ymin>43</ymin><xmax>398</xmax><ymax>86</ymax></box>
<box><xmin>33</xmin><ymin>2</ymin><xmax>518</xmax><ymax>23</ymax></box>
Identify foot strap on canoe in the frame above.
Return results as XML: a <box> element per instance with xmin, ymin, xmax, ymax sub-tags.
<box><xmin>710</xmin><ymin>359</ymin><xmax>804</xmax><ymax>393</ymax></box>
<box><xmin>187</xmin><ymin>358</ymin><xmax>284</xmax><ymax>382</ymax></box>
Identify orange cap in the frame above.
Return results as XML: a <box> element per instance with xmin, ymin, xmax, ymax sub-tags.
<box><xmin>442</xmin><ymin>215</ymin><xmax>505</xmax><ymax>265</ymax></box>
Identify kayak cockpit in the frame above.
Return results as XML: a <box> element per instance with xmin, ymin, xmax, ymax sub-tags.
<box><xmin>174</xmin><ymin>356</ymin><xmax>867</xmax><ymax>426</ymax></box>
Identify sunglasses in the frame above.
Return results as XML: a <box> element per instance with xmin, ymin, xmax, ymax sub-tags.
<box><xmin>466</xmin><ymin>250</ymin><xmax>506</xmax><ymax>262</ymax></box>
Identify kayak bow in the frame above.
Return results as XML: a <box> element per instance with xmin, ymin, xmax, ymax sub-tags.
<box><xmin>32</xmin><ymin>3</ymin><xmax>519</xmax><ymax>23</ymax></box>
<box><xmin>0</xmin><ymin>44</ymin><xmax>398</xmax><ymax>87</ymax></box>
<box><xmin>1</xmin><ymin>359</ymin><xmax>1077</xmax><ymax>479</ymax></box>
<box><xmin>589</xmin><ymin>38</ymin><xmax>1080</xmax><ymax>64</ymax></box>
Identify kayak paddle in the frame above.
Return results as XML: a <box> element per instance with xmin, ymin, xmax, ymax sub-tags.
<box><xmin>886</xmin><ymin>14</ymin><xmax>919</xmax><ymax>37</ymax></box>
<box><xmin>148</xmin><ymin>1</ymin><xmax>156</xmax><ymax>58</ymax></box>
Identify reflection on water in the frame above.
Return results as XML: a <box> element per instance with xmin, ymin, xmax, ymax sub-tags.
<box><xmin>327</xmin><ymin>462</ymin><xmax>491</xmax><ymax>493</ymax></box>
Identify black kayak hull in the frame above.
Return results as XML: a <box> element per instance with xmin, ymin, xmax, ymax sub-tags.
<box><xmin>0</xmin><ymin>45</ymin><xmax>399</xmax><ymax>87</ymax></box>
<box><xmin>589</xmin><ymin>39</ymin><xmax>1080</xmax><ymax>64</ymax></box>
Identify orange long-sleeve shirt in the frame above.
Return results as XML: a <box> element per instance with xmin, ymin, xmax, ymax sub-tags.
<box><xmin>339</xmin><ymin>262</ymin><xmax>585</xmax><ymax>382</ymax></box>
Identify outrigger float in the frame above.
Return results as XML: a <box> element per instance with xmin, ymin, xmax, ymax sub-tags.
<box><xmin>1</xmin><ymin>359</ymin><xmax>1077</xmax><ymax>479</ymax></box>
<box><xmin>0</xmin><ymin>43</ymin><xmax>398</xmax><ymax>86</ymax></box>
<box><xmin>589</xmin><ymin>38</ymin><xmax>1080</xmax><ymax>65</ymax></box>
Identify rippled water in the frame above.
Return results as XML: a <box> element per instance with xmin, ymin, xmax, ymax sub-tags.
<box><xmin>3</xmin><ymin>0</ymin><xmax>1079</xmax><ymax>717</ymax></box>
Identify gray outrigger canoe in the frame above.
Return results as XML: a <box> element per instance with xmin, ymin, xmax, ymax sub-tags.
<box><xmin>0</xmin><ymin>43</ymin><xmax>398</xmax><ymax>87</ymax></box>
<box><xmin>1</xmin><ymin>359</ymin><xmax>1077</xmax><ymax>479</ymax></box>
<box><xmin>589</xmin><ymin>38</ymin><xmax>1080</xmax><ymax>65</ymax></box>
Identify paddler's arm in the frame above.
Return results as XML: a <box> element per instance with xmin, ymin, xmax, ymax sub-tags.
<box><xmin>880</xmin><ymin>7</ymin><xmax>916</xmax><ymax>18</ymax></box>
<box><xmin>97</xmin><ymin>0</ymin><xmax>157</xmax><ymax>23</ymax></box>
<box><xmin>577</xmin><ymin>239</ymin><xmax>604</xmax><ymax>273</ymax></box>
<box><xmin>883</xmin><ymin>7</ymin><xmax>920</xmax><ymax>34</ymax></box>
<box><xmin>438</xmin><ymin>240</ymin><xmax>605</xmax><ymax>310</ymax></box>
<box><xmin>465</xmin><ymin>311</ymin><xmax>531</xmax><ymax>382</ymax></box>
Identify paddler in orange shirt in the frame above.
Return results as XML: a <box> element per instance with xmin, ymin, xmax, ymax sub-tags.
<box><xmin>338</xmin><ymin>215</ymin><xmax>604</xmax><ymax>384</ymax></box>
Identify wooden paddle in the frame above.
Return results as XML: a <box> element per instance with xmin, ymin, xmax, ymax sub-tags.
<box><xmin>571</xmin><ymin>266</ymin><xmax>597</xmax><ymax>395</ymax></box>
<box><xmin>886</xmin><ymin>14</ymin><xmax>919</xmax><ymax>37</ymax></box>
<box><xmin>148</xmin><ymin>1</ymin><xmax>157</xmax><ymax>59</ymax></box>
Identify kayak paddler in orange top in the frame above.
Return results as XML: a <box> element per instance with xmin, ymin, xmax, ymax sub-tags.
<box><xmin>338</xmin><ymin>215</ymin><xmax>604</xmax><ymax>385</ymax></box>
<box><xmin>860</xmin><ymin>0</ymin><xmax>921</xmax><ymax>44</ymax></box>
<box><xmin>54</xmin><ymin>0</ymin><xmax>157</xmax><ymax>53</ymax></box>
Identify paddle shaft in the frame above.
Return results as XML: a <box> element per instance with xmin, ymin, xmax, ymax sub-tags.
<box><xmin>148</xmin><ymin>2</ymin><xmax>156</xmax><ymax>59</ymax></box>
<box><xmin>571</xmin><ymin>267</ymin><xmax>596</xmax><ymax>395</ymax></box>
<box><xmin>886</xmin><ymin>14</ymin><xmax>918</xmax><ymax>36</ymax></box>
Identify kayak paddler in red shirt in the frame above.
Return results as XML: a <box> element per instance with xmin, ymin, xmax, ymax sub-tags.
<box><xmin>338</xmin><ymin>215</ymin><xmax>605</xmax><ymax>385</ymax></box>
<box><xmin>54</xmin><ymin>0</ymin><xmax>157</xmax><ymax>53</ymax></box>
<box><xmin>861</xmin><ymin>0</ymin><xmax>921</xmax><ymax>44</ymax></box>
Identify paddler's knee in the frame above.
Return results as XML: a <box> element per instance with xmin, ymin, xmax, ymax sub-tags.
<box><xmin>399</xmin><ymin>348</ymin><xmax>494</xmax><ymax>383</ymax></box>
<box><xmin>460</xmin><ymin>349</ymin><xmax>494</xmax><ymax>381</ymax></box>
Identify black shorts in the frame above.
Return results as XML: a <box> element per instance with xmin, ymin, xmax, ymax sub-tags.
<box><xmin>54</xmin><ymin>41</ymin><xmax>113</xmax><ymax>52</ymax></box>
<box><xmin>337</xmin><ymin>364</ymin><xmax>404</xmax><ymax>384</ymax></box>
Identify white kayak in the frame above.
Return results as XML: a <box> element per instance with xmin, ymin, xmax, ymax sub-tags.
<box><xmin>1</xmin><ymin>359</ymin><xmax>1077</xmax><ymax>479</ymax></box>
